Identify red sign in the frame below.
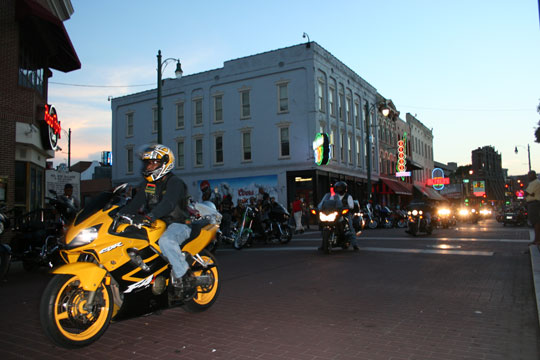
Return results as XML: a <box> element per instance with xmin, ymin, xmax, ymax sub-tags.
<box><xmin>44</xmin><ymin>104</ymin><xmax>61</xmax><ymax>136</ymax></box>
<box><xmin>426</xmin><ymin>178</ymin><xmax>450</xmax><ymax>186</ymax></box>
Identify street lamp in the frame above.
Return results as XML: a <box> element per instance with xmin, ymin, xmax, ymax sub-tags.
<box><xmin>157</xmin><ymin>49</ymin><xmax>183</xmax><ymax>144</ymax></box>
<box><xmin>514</xmin><ymin>144</ymin><xmax>531</xmax><ymax>172</ymax></box>
<box><xmin>365</xmin><ymin>101</ymin><xmax>393</xmax><ymax>201</ymax></box>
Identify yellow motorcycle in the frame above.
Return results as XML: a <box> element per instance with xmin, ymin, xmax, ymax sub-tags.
<box><xmin>39</xmin><ymin>184</ymin><xmax>220</xmax><ymax>348</ymax></box>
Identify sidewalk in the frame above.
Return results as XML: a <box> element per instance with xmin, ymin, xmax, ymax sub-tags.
<box><xmin>529</xmin><ymin>229</ymin><xmax>540</xmax><ymax>327</ymax></box>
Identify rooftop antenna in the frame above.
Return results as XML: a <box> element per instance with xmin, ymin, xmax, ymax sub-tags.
<box><xmin>302</xmin><ymin>32</ymin><xmax>311</xmax><ymax>48</ymax></box>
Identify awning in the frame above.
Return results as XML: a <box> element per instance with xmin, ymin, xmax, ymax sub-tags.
<box><xmin>413</xmin><ymin>184</ymin><xmax>446</xmax><ymax>201</ymax></box>
<box><xmin>424</xmin><ymin>187</ymin><xmax>447</xmax><ymax>201</ymax></box>
<box><xmin>16</xmin><ymin>0</ymin><xmax>81</xmax><ymax>72</ymax></box>
<box><xmin>406</xmin><ymin>160</ymin><xmax>423</xmax><ymax>171</ymax></box>
<box><xmin>381</xmin><ymin>178</ymin><xmax>413</xmax><ymax>196</ymax></box>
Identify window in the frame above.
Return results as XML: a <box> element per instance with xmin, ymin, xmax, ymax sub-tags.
<box><xmin>19</xmin><ymin>46</ymin><xmax>44</xmax><ymax>95</ymax></box>
<box><xmin>339</xmin><ymin>93</ymin><xmax>345</xmax><ymax>122</ymax></box>
<box><xmin>329</xmin><ymin>87</ymin><xmax>336</xmax><ymax>117</ymax></box>
<box><xmin>354</xmin><ymin>101</ymin><xmax>360</xmax><ymax>129</ymax></box>
<box><xmin>348</xmin><ymin>134</ymin><xmax>353</xmax><ymax>164</ymax></box>
<box><xmin>152</xmin><ymin>107</ymin><xmax>158</xmax><ymax>133</ymax></box>
<box><xmin>176</xmin><ymin>102</ymin><xmax>184</xmax><ymax>129</ymax></box>
<box><xmin>277</xmin><ymin>83</ymin><xmax>289</xmax><ymax>113</ymax></box>
<box><xmin>126</xmin><ymin>113</ymin><xmax>134</xmax><ymax>137</ymax></box>
<box><xmin>194</xmin><ymin>98</ymin><xmax>203</xmax><ymax>126</ymax></box>
<box><xmin>279</xmin><ymin>127</ymin><xmax>290</xmax><ymax>158</ymax></box>
<box><xmin>214</xmin><ymin>135</ymin><xmax>223</xmax><ymax>164</ymax></box>
<box><xmin>127</xmin><ymin>148</ymin><xmax>134</xmax><ymax>174</ymax></box>
<box><xmin>240</xmin><ymin>90</ymin><xmax>250</xmax><ymax>118</ymax></box>
<box><xmin>214</xmin><ymin>95</ymin><xmax>223</xmax><ymax>123</ymax></box>
<box><xmin>330</xmin><ymin>129</ymin><xmax>335</xmax><ymax>161</ymax></box>
<box><xmin>346</xmin><ymin>97</ymin><xmax>352</xmax><ymax>125</ymax></box>
<box><xmin>318</xmin><ymin>81</ymin><xmax>326</xmax><ymax>113</ymax></box>
<box><xmin>356</xmin><ymin>137</ymin><xmax>362</xmax><ymax>166</ymax></box>
<box><xmin>340</xmin><ymin>133</ymin><xmax>345</xmax><ymax>161</ymax></box>
<box><xmin>242</xmin><ymin>132</ymin><xmax>252</xmax><ymax>161</ymax></box>
<box><xmin>195</xmin><ymin>138</ymin><xmax>203</xmax><ymax>166</ymax></box>
<box><xmin>176</xmin><ymin>140</ymin><xmax>185</xmax><ymax>168</ymax></box>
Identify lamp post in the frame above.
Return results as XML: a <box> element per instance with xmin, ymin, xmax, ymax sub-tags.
<box><xmin>514</xmin><ymin>144</ymin><xmax>531</xmax><ymax>172</ymax></box>
<box><xmin>365</xmin><ymin>101</ymin><xmax>392</xmax><ymax>201</ymax></box>
<box><xmin>157</xmin><ymin>50</ymin><xmax>183</xmax><ymax>144</ymax></box>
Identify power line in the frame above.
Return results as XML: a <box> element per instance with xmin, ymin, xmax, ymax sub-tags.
<box><xmin>49</xmin><ymin>81</ymin><xmax>154</xmax><ymax>88</ymax></box>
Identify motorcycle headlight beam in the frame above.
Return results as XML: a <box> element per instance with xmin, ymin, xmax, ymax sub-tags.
<box><xmin>319</xmin><ymin>212</ymin><xmax>338</xmax><ymax>222</ymax></box>
<box><xmin>65</xmin><ymin>225</ymin><xmax>102</xmax><ymax>249</ymax></box>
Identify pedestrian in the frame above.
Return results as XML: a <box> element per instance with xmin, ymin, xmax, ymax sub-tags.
<box><xmin>291</xmin><ymin>196</ymin><xmax>304</xmax><ymax>233</ymax></box>
<box><xmin>220</xmin><ymin>194</ymin><xmax>234</xmax><ymax>238</ymax></box>
<box><xmin>59</xmin><ymin>183</ymin><xmax>80</xmax><ymax>221</ymax></box>
<box><xmin>525</xmin><ymin>170</ymin><xmax>540</xmax><ymax>245</ymax></box>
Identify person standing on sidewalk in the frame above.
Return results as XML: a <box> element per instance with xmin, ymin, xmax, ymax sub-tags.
<box><xmin>291</xmin><ymin>196</ymin><xmax>304</xmax><ymax>234</ymax></box>
<box><xmin>525</xmin><ymin>170</ymin><xmax>540</xmax><ymax>245</ymax></box>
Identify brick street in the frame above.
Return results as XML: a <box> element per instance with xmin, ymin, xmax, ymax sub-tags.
<box><xmin>0</xmin><ymin>219</ymin><xmax>539</xmax><ymax>359</ymax></box>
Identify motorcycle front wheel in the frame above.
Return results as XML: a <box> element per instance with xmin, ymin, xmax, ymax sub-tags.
<box><xmin>40</xmin><ymin>274</ymin><xmax>113</xmax><ymax>348</ymax></box>
<box><xmin>278</xmin><ymin>225</ymin><xmax>293</xmax><ymax>244</ymax></box>
<box><xmin>322</xmin><ymin>229</ymin><xmax>332</xmax><ymax>254</ymax></box>
<box><xmin>233</xmin><ymin>229</ymin><xmax>251</xmax><ymax>250</ymax></box>
<box><xmin>184</xmin><ymin>250</ymin><xmax>220</xmax><ymax>313</ymax></box>
<box><xmin>368</xmin><ymin>220</ymin><xmax>378</xmax><ymax>229</ymax></box>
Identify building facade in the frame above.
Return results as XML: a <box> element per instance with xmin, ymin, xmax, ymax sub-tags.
<box><xmin>0</xmin><ymin>0</ymin><xmax>80</xmax><ymax>214</ymax></box>
<box><xmin>471</xmin><ymin>146</ymin><xmax>505</xmax><ymax>201</ymax></box>
<box><xmin>112</xmin><ymin>42</ymin><xmax>397</xmax><ymax>208</ymax></box>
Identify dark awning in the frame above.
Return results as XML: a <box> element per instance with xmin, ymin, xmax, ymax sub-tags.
<box><xmin>414</xmin><ymin>184</ymin><xmax>446</xmax><ymax>201</ymax></box>
<box><xmin>16</xmin><ymin>0</ymin><xmax>81</xmax><ymax>72</ymax></box>
<box><xmin>406</xmin><ymin>160</ymin><xmax>423</xmax><ymax>171</ymax></box>
<box><xmin>381</xmin><ymin>178</ymin><xmax>413</xmax><ymax>196</ymax></box>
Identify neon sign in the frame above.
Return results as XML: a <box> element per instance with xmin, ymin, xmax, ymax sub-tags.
<box><xmin>427</xmin><ymin>168</ymin><xmax>449</xmax><ymax>190</ymax></box>
<box><xmin>395</xmin><ymin>132</ymin><xmax>410</xmax><ymax>178</ymax></box>
<box><xmin>313</xmin><ymin>133</ymin><xmax>331</xmax><ymax>166</ymax></box>
<box><xmin>41</xmin><ymin>104</ymin><xmax>61</xmax><ymax>151</ymax></box>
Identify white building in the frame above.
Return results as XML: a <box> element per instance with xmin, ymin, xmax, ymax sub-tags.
<box><xmin>111</xmin><ymin>42</ymin><xmax>390</xmax><ymax>208</ymax></box>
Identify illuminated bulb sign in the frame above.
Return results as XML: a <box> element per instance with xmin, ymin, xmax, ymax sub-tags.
<box><xmin>395</xmin><ymin>133</ymin><xmax>411</xmax><ymax>178</ymax></box>
<box><xmin>313</xmin><ymin>133</ymin><xmax>331</xmax><ymax>166</ymax></box>
<box><xmin>427</xmin><ymin>168</ymin><xmax>450</xmax><ymax>190</ymax></box>
<box><xmin>41</xmin><ymin>104</ymin><xmax>61</xmax><ymax>151</ymax></box>
<box><xmin>473</xmin><ymin>181</ymin><xmax>486</xmax><ymax>197</ymax></box>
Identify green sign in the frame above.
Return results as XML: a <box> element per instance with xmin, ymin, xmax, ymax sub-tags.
<box><xmin>312</xmin><ymin>133</ymin><xmax>331</xmax><ymax>166</ymax></box>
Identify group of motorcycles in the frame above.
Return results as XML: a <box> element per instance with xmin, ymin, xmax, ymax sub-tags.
<box><xmin>0</xmin><ymin>190</ymin><xmax>76</xmax><ymax>280</ymax></box>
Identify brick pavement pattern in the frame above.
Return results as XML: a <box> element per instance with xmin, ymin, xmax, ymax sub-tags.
<box><xmin>0</xmin><ymin>230</ymin><xmax>539</xmax><ymax>359</ymax></box>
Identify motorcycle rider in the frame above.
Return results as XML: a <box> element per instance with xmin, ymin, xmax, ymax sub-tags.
<box><xmin>120</xmin><ymin>144</ymin><xmax>194</xmax><ymax>293</ymax></box>
<box><xmin>318</xmin><ymin>181</ymin><xmax>359</xmax><ymax>251</ymax></box>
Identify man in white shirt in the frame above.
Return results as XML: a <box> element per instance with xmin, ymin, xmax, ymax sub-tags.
<box><xmin>525</xmin><ymin>170</ymin><xmax>540</xmax><ymax>245</ymax></box>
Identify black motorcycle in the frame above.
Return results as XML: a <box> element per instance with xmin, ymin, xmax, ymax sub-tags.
<box><xmin>406</xmin><ymin>208</ymin><xmax>433</xmax><ymax>236</ymax></box>
<box><xmin>264</xmin><ymin>202</ymin><xmax>293</xmax><ymax>244</ymax></box>
<box><xmin>312</xmin><ymin>197</ymin><xmax>353</xmax><ymax>254</ymax></box>
<box><xmin>0</xmin><ymin>205</ymin><xmax>12</xmax><ymax>279</ymax></box>
<box><xmin>3</xmin><ymin>190</ymin><xmax>71</xmax><ymax>277</ymax></box>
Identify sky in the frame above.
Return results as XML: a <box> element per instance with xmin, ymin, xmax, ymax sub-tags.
<box><xmin>48</xmin><ymin>0</ymin><xmax>540</xmax><ymax>176</ymax></box>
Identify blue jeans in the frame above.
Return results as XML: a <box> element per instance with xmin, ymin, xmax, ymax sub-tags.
<box><xmin>159</xmin><ymin>223</ymin><xmax>191</xmax><ymax>279</ymax></box>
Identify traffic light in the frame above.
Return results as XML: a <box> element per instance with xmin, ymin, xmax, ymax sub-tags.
<box><xmin>464</xmin><ymin>198</ymin><xmax>469</xmax><ymax>206</ymax></box>
<box><xmin>520</xmin><ymin>182</ymin><xmax>524</xmax><ymax>188</ymax></box>
<box><xmin>505</xmin><ymin>183</ymin><xmax>509</xmax><ymax>189</ymax></box>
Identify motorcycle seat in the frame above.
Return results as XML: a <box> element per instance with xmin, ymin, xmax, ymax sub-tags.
<box><xmin>182</xmin><ymin>218</ymin><xmax>211</xmax><ymax>245</ymax></box>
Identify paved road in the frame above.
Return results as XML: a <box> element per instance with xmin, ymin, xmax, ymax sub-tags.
<box><xmin>1</xmin><ymin>218</ymin><xmax>539</xmax><ymax>359</ymax></box>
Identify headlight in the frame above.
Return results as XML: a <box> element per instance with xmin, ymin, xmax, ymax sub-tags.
<box><xmin>438</xmin><ymin>208</ymin><xmax>450</xmax><ymax>216</ymax></box>
<box><xmin>320</xmin><ymin>212</ymin><xmax>338</xmax><ymax>222</ymax></box>
<box><xmin>412</xmin><ymin>210</ymin><xmax>418</xmax><ymax>216</ymax></box>
<box><xmin>459</xmin><ymin>209</ymin><xmax>469</xmax><ymax>216</ymax></box>
<box><xmin>65</xmin><ymin>226</ymin><xmax>100</xmax><ymax>249</ymax></box>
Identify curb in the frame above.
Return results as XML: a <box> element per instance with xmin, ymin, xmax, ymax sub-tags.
<box><xmin>529</xmin><ymin>229</ymin><xmax>540</xmax><ymax>328</ymax></box>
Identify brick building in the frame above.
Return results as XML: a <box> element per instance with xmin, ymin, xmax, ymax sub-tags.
<box><xmin>0</xmin><ymin>0</ymin><xmax>80</xmax><ymax>214</ymax></box>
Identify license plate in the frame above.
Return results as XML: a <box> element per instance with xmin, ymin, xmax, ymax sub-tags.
<box><xmin>506</xmin><ymin>216</ymin><xmax>513</xmax><ymax>219</ymax></box>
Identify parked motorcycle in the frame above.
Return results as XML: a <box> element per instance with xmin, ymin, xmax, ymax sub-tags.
<box><xmin>40</xmin><ymin>184</ymin><xmax>221</xmax><ymax>348</ymax></box>
<box><xmin>0</xmin><ymin>205</ymin><xmax>11</xmax><ymax>279</ymax></box>
<box><xmin>406</xmin><ymin>208</ymin><xmax>433</xmax><ymax>236</ymax></box>
<box><xmin>363</xmin><ymin>203</ymin><xmax>378</xmax><ymax>229</ymax></box>
<box><xmin>233</xmin><ymin>205</ymin><xmax>260</xmax><ymax>249</ymax></box>
<box><xmin>264</xmin><ymin>202</ymin><xmax>293</xmax><ymax>244</ymax></box>
<box><xmin>312</xmin><ymin>197</ymin><xmax>353</xmax><ymax>254</ymax></box>
<box><xmin>352</xmin><ymin>200</ymin><xmax>365</xmax><ymax>234</ymax></box>
<box><xmin>502</xmin><ymin>206</ymin><xmax>528</xmax><ymax>226</ymax></box>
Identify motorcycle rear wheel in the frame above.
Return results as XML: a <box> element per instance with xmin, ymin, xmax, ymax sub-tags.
<box><xmin>184</xmin><ymin>250</ymin><xmax>220</xmax><ymax>313</ymax></box>
<box><xmin>40</xmin><ymin>274</ymin><xmax>113</xmax><ymax>348</ymax></box>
